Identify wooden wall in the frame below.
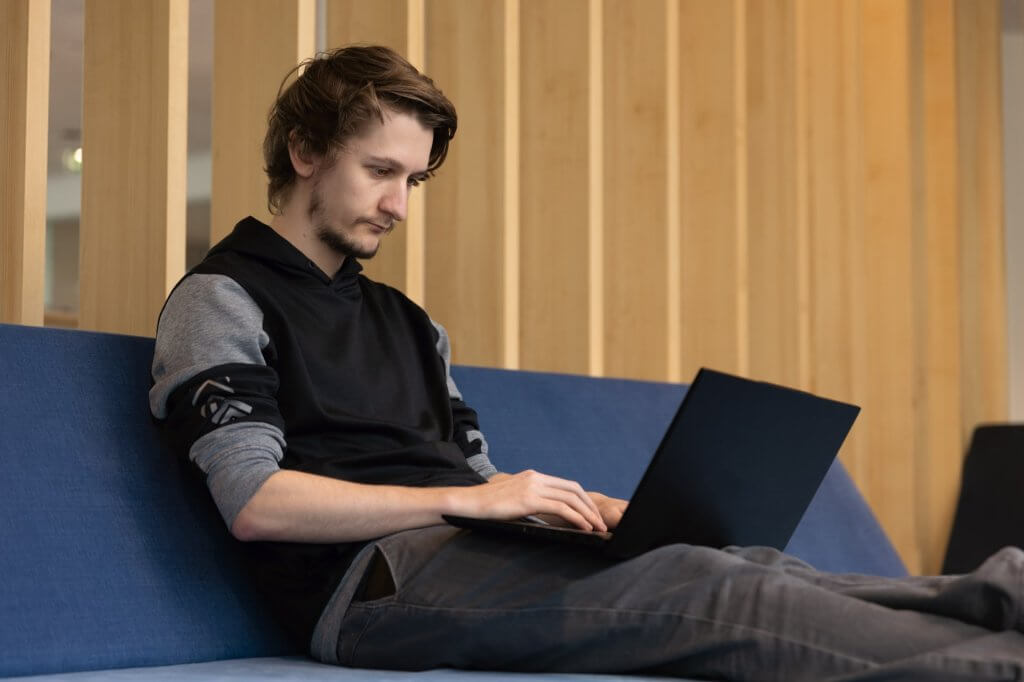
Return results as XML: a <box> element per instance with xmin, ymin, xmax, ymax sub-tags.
<box><xmin>210</xmin><ymin>0</ymin><xmax>315</xmax><ymax>244</ymax></box>
<box><xmin>78</xmin><ymin>0</ymin><xmax>189</xmax><ymax>334</ymax></box>
<box><xmin>0</xmin><ymin>0</ymin><xmax>1010</xmax><ymax>575</ymax></box>
<box><xmin>1</xmin><ymin>0</ymin><xmax>49</xmax><ymax>326</ymax></box>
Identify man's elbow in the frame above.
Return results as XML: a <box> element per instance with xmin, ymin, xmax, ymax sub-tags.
<box><xmin>225</xmin><ymin>471</ymin><xmax>283</xmax><ymax>542</ymax></box>
<box><xmin>230</xmin><ymin>504</ymin><xmax>271</xmax><ymax>542</ymax></box>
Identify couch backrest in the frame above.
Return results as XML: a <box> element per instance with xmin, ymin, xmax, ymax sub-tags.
<box><xmin>0</xmin><ymin>324</ymin><xmax>295</xmax><ymax>678</ymax></box>
<box><xmin>0</xmin><ymin>324</ymin><xmax>905</xmax><ymax>677</ymax></box>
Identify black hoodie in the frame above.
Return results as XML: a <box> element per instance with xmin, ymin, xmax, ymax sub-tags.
<box><xmin>153</xmin><ymin>217</ymin><xmax>490</xmax><ymax>646</ymax></box>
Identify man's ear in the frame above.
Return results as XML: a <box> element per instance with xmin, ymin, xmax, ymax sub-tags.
<box><xmin>288</xmin><ymin>132</ymin><xmax>318</xmax><ymax>180</ymax></box>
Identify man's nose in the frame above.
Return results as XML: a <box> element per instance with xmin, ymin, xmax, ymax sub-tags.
<box><xmin>380</xmin><ymin>182</ymin><xmax>408</xmax><ymax>222</ymax></box>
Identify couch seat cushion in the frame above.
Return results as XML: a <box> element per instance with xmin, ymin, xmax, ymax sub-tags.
<box><xmin>5</xmin><ymin>656</ymin><xmax>673</xmax><ymax>681</ymax></box>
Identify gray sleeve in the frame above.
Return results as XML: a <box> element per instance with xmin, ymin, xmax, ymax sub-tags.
<box><xmin>465</xmin><ymin>450</ymin><xmax>498</xmax><ymax>480</ymax></box>
<box><xmin>191</xmin><ymin>422</ymin><xmax>285</xmax><ymax>528</ymax></box>
<box><xmin>431</xmin><ymin>318</ymin><xmax>463</xmax><ymax>400</ymax></box>
<box><xmin>150</xmin><ymin>273</ymin><xmax>285</xmax><ymax>528</ymax></box>
<box><xmin>150</xmin><ymin>274</ymin><xmax>270</xmax><ymax>418</ymax></box>
<box><xmin>430</xmin><ymin>319</ymin><xmax>498</xmax><ymax>479</ymax></box>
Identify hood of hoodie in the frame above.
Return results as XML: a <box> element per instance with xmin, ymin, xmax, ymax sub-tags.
<box><xmin>207</xmin><ymin>216</ymin><xmax>364</xmax><ymax>294</ymax></box>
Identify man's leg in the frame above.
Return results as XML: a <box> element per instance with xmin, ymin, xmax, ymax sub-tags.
<box><xmin>724</xmin><ymin>544</ymin><xmax>1024</xmax><ymax>633</ymax></box>
<box><xmin>328</xmin><ymin>526</ymin><xmax>1024</xmax><ymax>680</ymax></box>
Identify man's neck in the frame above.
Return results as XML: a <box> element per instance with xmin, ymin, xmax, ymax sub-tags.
<box><xmin>269</xmin><ymin>208</ymin><xmax>346</xmax><ymax>278</ymax></box>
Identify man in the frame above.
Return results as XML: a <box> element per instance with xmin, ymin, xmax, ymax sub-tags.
<box><xmin>152</xmin><ymin>45</ymin><xmax>1024</xmax><ymax>680</ymax></box>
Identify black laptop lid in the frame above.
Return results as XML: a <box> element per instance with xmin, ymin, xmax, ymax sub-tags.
<box><xmin>607</xmin><ymin>368</ymin><xmax>860</xmax><ymax>558</ymax></box>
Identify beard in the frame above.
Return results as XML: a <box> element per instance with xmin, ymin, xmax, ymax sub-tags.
<box><xmin>308</xmin><ymin>184</ymin><xmax>385</xmax><ymax>260</ymax></box>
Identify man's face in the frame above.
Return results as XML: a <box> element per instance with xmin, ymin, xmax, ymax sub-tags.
<box><xmin>308</xmin><ymin>110</ymin><xmax>433</xmax><ymax>260</ymax></box>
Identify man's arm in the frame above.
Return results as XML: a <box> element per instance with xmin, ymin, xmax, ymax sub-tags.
<box><xmin>151</xmin><ymin>275</ymin><xmax>608</xmax><ymax>544</ymax></box>
<box><xmin>231</xmin><ymin>467</ymin><xmax>608</xmax><ymax>542</ymax></box>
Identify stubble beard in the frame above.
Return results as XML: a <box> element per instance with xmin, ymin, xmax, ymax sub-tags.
<box><xmin>308</xmin><ymin>185</ymin><xmax>384</xmax><ymax>260</ymax></box>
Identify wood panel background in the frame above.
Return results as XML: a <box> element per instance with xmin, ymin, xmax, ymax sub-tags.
<box><xmin>5</xmin><ymin>0</ymin><xmax>1011</xmax><ymax>574</ymax></box>
<box><xmin>423</xmin><ymin>0</ymin><xmax>510</xmax><ymax>367</ymax></box>
<box><xmin>519</xmin><ymin>0</ymin><xmax>591</xmax><ymax>375</ymax></box>
<box><xmin>78</xmin><ymin>0</ymin><xmax>188</xmax><ymax>336</ymax></box>
<box><xmin>1</xmin><ymin>0</ymin><xmax>49</xmax><ymax>327</ymax></box>
<box><xmin>210</xmin><ymin>0</ymin><xmax>315</xmax><ymax>245</ymax></box>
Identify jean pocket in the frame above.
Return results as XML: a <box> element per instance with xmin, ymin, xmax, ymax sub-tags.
<box><xmin>352</xmin><ymin>546</ymin><xmax>397</xmax><ymax>603</ymax></box>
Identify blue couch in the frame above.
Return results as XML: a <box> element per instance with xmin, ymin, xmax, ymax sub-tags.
<box><xmin>0</xmin><ymin>323</ymin><xmax>906</xmax><ymax>680</ymax></box>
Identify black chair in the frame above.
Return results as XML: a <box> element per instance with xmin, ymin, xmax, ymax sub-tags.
<box><xmin>942</xmin><ymin>425</ymin><xmax>1024</xmax><ymax>574</ymax></box>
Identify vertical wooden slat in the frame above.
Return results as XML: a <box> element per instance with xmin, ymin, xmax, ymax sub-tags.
<box><xmin>745</xmin><ymin>0</ymin><xmax>802</xmax><ymax>387</ymax></box>
<box><xmin>1004</xmin><ymin>0</ymin><xmax>1024</xmax><ymax>423</ymax></box>
<box><xmin>519</xmin><ymin>0</ymin><xmax>591</xmax><ymax>375</ymax></box>
<box><xmin>325</xmin><ymin>0</ymin><xmax>425</xmax><ymax>299</ymax></box>
<box><xmin>801</xmin><ymin>0</ymin><xmax>868</xmax><ymax>497</ymax></box>
<box><xmin>406</xmin><ymin>0</ymin><xmax>427</xmax><ymax>306</ymax></box>
<box><xmin>957</xmin><ymin>0</ymin><xmax>1009</xmax><ymax>436</ymax></box>
<box><xmin>406</xmin><ymin>0</ymin><xmax>426</xmax><ymax>69</ymax></box>
<box><xmin>735</xmin><ymin>0</ymin><xmax>750</xmax><ymax>379</ymax></box>
<box><xmin>842</xmin><ymin>0</ymin><xmax>871</xmax><ymax>499</ymax></box>
<box><xmin>503</xmin><ymin>0</ymin><xmax>520</xmax><ymax>369</ymax></box>
<box><xmin>677</xmin><ymin>0</ymin><xmax>744</xmax><ymax>380</ymax></box>
<box><xmin>326</xmin><ymin>0</ymin><xmax>408</xmax><ymax>50</ymax></box>
<box><xmin>860</xmin><ymin>0</ymin><xmax>920</xmax><ymax>573</ymax></box>
<box><xmin>602</xmin><ymin>0</ymin><xmax>669</xmax><ymax>381</ymax></box>
<box><xmin>793</xmin><ymin>0</ymin><xmax>811</xmax><ymax>392</ymax></box>
<box><xmin>424</xmin><ymin>0</ymin><xmax>506</xmax><ymax>367</ymax></box>
<box><xmin>210</xmin><ymin>0</ymin><xmax>315</xmax><ymax>244</ymax></box>
<box><xmin>910</xmin><ymin>0</ymin><xmax>964</xmax><ymax>575</ymax></box>
<box><xmin>665</xmin><ymin>0</ymin><xmax>681</xmax><ymax>383</ymax></box>
<box><xmin>79</xmin><ymin>0</ymin><xmax>187</xmax><ymax>336</ymax></box>
<box><xmin>588</xmin><ymin>0</ymin><xmax>604</xmax><ymax>376</ymax></box>
<box><xmin>0</xmin><ymin>0</ymin><xmax>49</xmax><ymax>326</ymax></box>
<box><xmin>803</xmin><ymin>0</ymin><xmax>853</xmax><ymax>405</ymax></box>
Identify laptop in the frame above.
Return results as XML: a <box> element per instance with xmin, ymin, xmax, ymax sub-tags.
<box><xmin>444</xmin><ymin>368</ymin><xmax>859</xmax><ymax>558</ymax></box>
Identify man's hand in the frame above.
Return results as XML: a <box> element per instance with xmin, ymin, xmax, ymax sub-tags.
<box><xmin>528</xmin><ymin>491</ymin><xmax>628</xmax><ymax>531</ymax></box>
<box><xmin>588</xmin><ymin>491</ymin><xmax>628</xmax><ymax>530</ymax></box>
<box><xmin>468</xmin><ymin>471</ymin><xmax>608</xmax><ymax>532</ymax></box>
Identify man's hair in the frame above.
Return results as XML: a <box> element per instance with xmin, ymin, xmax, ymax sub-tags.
<box><xmin>263</xmin><ymin>45</ymin><xmax>458</xmax><ymax>213</ymax></box>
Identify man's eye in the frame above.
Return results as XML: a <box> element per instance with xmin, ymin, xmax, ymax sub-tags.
<box><xmin>407</xmin><ymin>177</ymin><xmax>421</xmax><ymax>188</ymax></box>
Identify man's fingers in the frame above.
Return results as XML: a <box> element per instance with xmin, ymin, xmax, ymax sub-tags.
<box><xmin>526</xmin><ymin>471</ymin><xmax>603</xmax><ymax>520</ymax></box>
<box><xmin>539</xmin><ymin>493</ymin><xmax>600</xmax><ymax>531</ymax></box>
<box><xmin>588</xmin><ymin>492</ymin><xmax>628</xmax><ymax>529</ymax></box>
<box><xmin>534</xmin><ymin>501</ymin><xmax>591</xmax><ymax>531</ymax></box>
<box><xmin>480</xmin><ymin>470</ymin><xmax>609</xmax><ymax>532</ymax></box>
<box><xmin>532</xmin><ymin>480</ymin><xmax>606</xmax><ymax>532</ymax></box>
<box><xmin>508</xmin><ymin>471</ymin><xmax>602</xmax><ymax>531</ymax></box>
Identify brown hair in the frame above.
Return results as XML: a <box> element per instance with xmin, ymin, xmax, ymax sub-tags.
<box><xmin>263</xmin><ymin>45</ymin><xmax>458</xmax><ymax>213</ymax></box>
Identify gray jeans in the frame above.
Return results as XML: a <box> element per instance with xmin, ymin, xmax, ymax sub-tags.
<box><xmin>312</xmin><ymin>526</ymin><xmax>1024</xmax><ymax>680</ymax></box>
